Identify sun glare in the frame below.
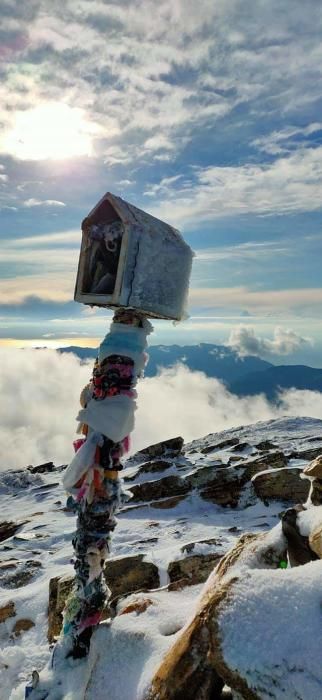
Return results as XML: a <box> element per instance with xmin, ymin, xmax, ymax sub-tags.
<box><xmin>1</xmin><ymin>102</ymin><xmax>99</xmax><ymax>160</ymax></box>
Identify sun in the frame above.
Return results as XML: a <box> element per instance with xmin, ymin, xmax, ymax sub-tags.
<box><xmin>1</xmin><ymin>102</ymin><xmax>99</xmax><ymax>161</ymax></box>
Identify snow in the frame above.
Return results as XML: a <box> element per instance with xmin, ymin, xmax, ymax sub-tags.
<box><xmin>219</xmin><ymin>561</ymin><xmax>322</xmax><ymax>699</ymax></box>
<box><xmin>1</xmin><ymin>416</ymin><xmax>322</xmax><ymax>699</ymax></box>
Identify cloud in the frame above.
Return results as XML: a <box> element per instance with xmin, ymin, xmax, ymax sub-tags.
<box><xmin>228</xmin><ymin>325</ymin><xmax>312</xmax><ymax>358</ymax></box>
<box><xmin>1</xmin><ymin>0</ymin><xmax>322</xmax><ymax>168</ymax></box>
<box><xmin>0</xmin><ymin>349</ymin><xmax>321</xmax><ymax>471</ymax></box>
<box><xmin>23</xmin><ymin>198</ymin><xmax>66</xmax><ymax>207</ymax></box>
<box><xmin>148</xmin><ymin>144</ymin><xmax>322</xmax><ymax>226</ymax></box>
<box><xmin>252</xmin><ymin>122</ymin><xmax>322</xmax><ymax>156</ymax></box>
<box><xmin>189</xmin><ymin>286</ymin><xmax>322</xmax><ymax>318</ymax></box>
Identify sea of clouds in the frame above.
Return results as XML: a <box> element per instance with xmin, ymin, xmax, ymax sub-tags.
<box><xmin>1</xmin><ymin>348</ymin><xmax>322</xmax><ymax>471</ymax></box>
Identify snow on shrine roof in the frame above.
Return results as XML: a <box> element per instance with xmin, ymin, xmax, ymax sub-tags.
<box><xmin>82</xmin><ymin>191</ymin><xmax>186</xmax><ymax>246</ymax></box>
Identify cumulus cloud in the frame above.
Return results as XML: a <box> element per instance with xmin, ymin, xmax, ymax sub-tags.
<box><xmin>228</xmin><ymin>325</ymin><xmax>312</xmax><ymax>358</ymax></box>
<box><xmin>0</xmin><ymin>349</ymin><xmax>321</xmax><ymax>472</ymax></box>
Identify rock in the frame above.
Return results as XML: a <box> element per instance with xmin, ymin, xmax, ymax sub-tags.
<box><xmin>168</xmin><ymin>552</ymin><xmax>222</xmax><ymax>586</ymax></box>
<box><xmin>0</xmin><ymin>559</ymin><xmax>18</xmax><ymax>571</ymax></box>
<box><xmin>241</xmin><ymin>451</ymin><xmax>288</xmax><ymax>480</ymax></box>
<box><xmin>145</xmin><ymin>529</ymin><xmax>287</xmax><ymax>700</ymax></box>
<box><xmin>0</xmin><ymin>521</ymin><xmax>27</xmax><ymax>543</ymax></box>
<box><xmin>28</xmin><ymin>461</ymin><xmax>55</xmax><ymax>474</ymax></box>
<box><xmin>309</xmin><ymin>522</ymin><xmax>322</xmax><ymax>558</ymax></box>
<box><xmin>311</xmin><ymin>479</ymin><xmax>322</xmax><ymax>505</ymax></box>
<box><xmin>119</xmin><ymin>598</ymin><xmax>154</xmax><ymax>616</ymax></box>
<box><xmin>106</xmin><ymin>554</ymin><xmax>159</xmax><ymax>602</ymax></box>
<box><xmin>303</xmin><ymin>455</ymin><xmax>322</xmax><ymax>479</ymax></box>
<box><xmin>140</xmin><ymin>437</ymin><xmax>184</xmax><ymax>459</ymax></box>
<box><xmin>194</xmin><ymin>466</ymin><xmax>245</xmax><ymax>508</ymax></box>
<box><xmin>0</xmin><ymin>601</ymin><xmax>16</xmax><ymax>623</ymax></box>
<box><xmin>230</xmin><ymin>442</ymin><xmax>250</xmax><ymax>452</ymax></box>
<box><xmin>129</xmin><ymin>475</ymin><xmax>190</xmax><ymax>503</ymax></box>
<box><xmin>290</xmin><ymin>447</ymin><xmax>322</xmax><ymax>461</ymax></box>
<box><xmin>11</xmin><ymin>618</ymin><xmax>35</xmax><ymax>637</ymax></box>
<box><xmin>0</xmin><ymin>560</ymin><xmax>42</xmax><ymax>588</ymax></box>
<box><xmin>48</xmin><ymin>554</ymin><xmax>160</xmax><ymax>641</ymax></box>
<box><xmin>48</xmin><ymin>575</ymin><xmax>73</xmax><ymax>641</ymax></box>
<box><xmin>255</xmin><ymin>440</ymin><xmax>278</xmax><ymax>451</ymax></box>
<box><xmin>227</xmin><ymin>455</ymin><xmax>245</xmax><ymax>464</ymax></box>
<box><xmin>124</xmin><ymin>460</ymin><xmax>172</xmax><ymax>482</ymax></box>
<box><xmin>201</xmin><ymin>438</ymin><xmax>239</xmax><ymax>453</ymax></box>
<box><xmin>181</xmin><ymin>538</ymin><xmax>221</xmax><ymax>554</ymax></box>
<box><xmin>253</xmin><ymin>468</ymin><xmax>310</xmax><ymax>503</ymax></box>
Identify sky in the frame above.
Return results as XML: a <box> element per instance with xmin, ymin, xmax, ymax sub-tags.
<box><xmin>1</xmin><ymin>0</ymin><xmax>322</xmax><ymax>365</ymax></box>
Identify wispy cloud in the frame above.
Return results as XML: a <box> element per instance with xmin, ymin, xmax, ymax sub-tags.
<box><xmin>1</xmin><ymin>0</ymin><xmax>322</xmax><ymax>166</ymax></box>
<box><xmin>252</xmin><ymin>122</ymin><xmax>322</xmax><ymax>155</ymax></box>
<box><xmin>23</xmin><ymin>198</ymin><xmax>66</xmax><ymax>208</ymax></box>
<box><xmin>148</xmin><ymin>145</ymin><xmax>322</xmax><ymax>226</ymax></box>
<box><xmin>189</xmin><ymin>286</ymin><xmax>322</xmax><ymax>317</ymax></box>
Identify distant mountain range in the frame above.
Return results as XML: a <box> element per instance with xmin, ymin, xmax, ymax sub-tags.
<box><xmin>58</xmin><ymin>343</ymin><xmax>322</xmax><ymax>400</ymax></box>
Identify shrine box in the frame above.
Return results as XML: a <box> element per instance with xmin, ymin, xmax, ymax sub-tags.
<box><xmin>74</xmin><ymin>192</ymin><xmax>193</xmax><ymax>320</ymax></box>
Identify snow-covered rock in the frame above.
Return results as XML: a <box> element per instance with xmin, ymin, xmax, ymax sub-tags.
<box><xmin>2</xmin><ymin>416</ymin><xmax>322</xmax><ymax>700</ymax></box>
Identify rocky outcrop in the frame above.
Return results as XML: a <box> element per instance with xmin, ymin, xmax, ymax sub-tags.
<box><xmin>168</xmin><ymin>552</ymin><xmax>222</xmax><ymax>586</ymax></box>
<box><xmin>145</xmin><ymin>508</ymin><xmax>322</xmax><ymax>700</ymax></box>
<box><xmin>48</xmin><ymin>554</ymin><xmax>160</xmax><ymax>641</ymax></box>
<box><xmin>144</xmin><ymin>529</ymin><xmax>288</xmax><ymax>700</ymax></box>
<box><xmin>0</xmin><ymin>520</ymin><xmax>28</xmax><ymax>543</ymax></box>
<box><xmin>139</xmin><ymin>437</ymin><xmax>184</xmax><ymax>459</ymax></box>
<box><xmin>124</xmin><ymin>460</ymin><xmax>172</xmax><ymax>481</ymax></box>
<box><xmin>129</xmin><ymin>475</ymin><xmax>190</xmax><ymax>503</ymax></box>
<box><xmin>127</xmin><ymin>448</ymin><xmax>310</xmax><ymax>510</ymax></box>
<box><xmin>253</xmin><ymin>467</ymin><xmax>310</xmax><ymax>503</ymax></box>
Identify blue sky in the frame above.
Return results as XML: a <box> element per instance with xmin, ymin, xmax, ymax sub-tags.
<box><xmin>1</xmin><ymin>0</ymin><xmax>322</xmax><ymax>364</ymax></box>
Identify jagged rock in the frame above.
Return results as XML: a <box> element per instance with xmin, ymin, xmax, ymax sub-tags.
<box><xmin>145</xmin><ymin>529</ymin><xmax>287</xmax><ymax>700</ymax></box>
<box><xmin>309</xmin><ymin>521</ymin><xmax>322</xmax><ymax>558</ymax></box>
<box><xmin>48</xmin><ymin>554</ymin><xmax>160</xmax><ymax>641</ymax></box>
<box><xmin>255</xmin><ymin>440</ymin><xmax>278</xmax><ymax>451</ymax></box>
<box><xmin>0</xmin><ymin>521</ymin><xmax>27</xmax><ymax>543</ymax></box>
<box><xmin>129</xmin><ymin>475</ymin><xmax>190</xmax><ymax>502</ymax></box>
<box><xmin>193</xmin><ymin>466</ymin><xmax>245</xmax><ymax>508</ymax></box>
<box><xmin>11</xmin><ymin>618</ymin><xmax>35</xmax><ymax>637</ymax></box>
<box><xmin>241</xmin><ymin>451</ymin><xmax>288</xmax><ymax>479</ymax></box>
<box><xmin>201</xmin><ymin>438</ymin><xmax>239</xmax><ymax>454</ymax></box>
<box><xmin>0</xmin><ymin>600</ymin><xmax>16</xmax><ymax>623</ymax></box>
<box><xmin>168</xmin><ymin>552</ymin><xmax>222</xmax><ymax>586</ymax></box>
<box><xmin>290</xmin><ymin>447</ymin><xmax>322</xmax><ymax>461</ymax></box>
<box><xmin>0</xmin><ymin>559</ymin><xmax>18</xmax><ymax>571</ymax></box>
<box><xmin>311</xmin><ymin>479</ymin><xmax>322</xmax><ymax>505</ymax></box>
<box><xmin>149</xmin><ymin>495</ymin><xmax>188</xmax><ymax>509</ymax></box>
<box><xmin>28</xmin><ymin>462</ymin><xmax>55</xmax><ymax>474</ymax></box>
<box><xmin>140</xmin><ymin>437</ymin><xmax>184</xmax><ymax>458</ymax></box>
<box><xmin>253</xmin><ymin>468</ymin><xmax>310</xmax><ymax>503</ymax></box>
<box><xmin>303</xmin><ymin>455</ymin><xmax>322</xmax><ymax>479</ymax></box>
<box><xmin>181</xmin><ymin>538</ymin><xmax>221</xmax><ymax>554</ymax></box>
<box><xmin>231</xmin><ymin>442</ymin><xmax>250</xmax><ymax>452</ymax></box>
<box><xmin>119</xmin><ymin>597</ymin><xmax>154</xmax><ymax>616</ymax></box>
<box><xmin>0</xmin><ymin>559</ymin><xmax>42</xmax><ymax>588</ymax></box>
<box><xmin>124</xmin><ymin>460</ymin><xmax>172</xmax><ymax>482</ymax></box>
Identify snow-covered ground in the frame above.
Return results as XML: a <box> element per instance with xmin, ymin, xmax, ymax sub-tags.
<box><xmin>1</xmin><ymin>416</ymin><xmax>322</xmax><ymax>699</ymax></box>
